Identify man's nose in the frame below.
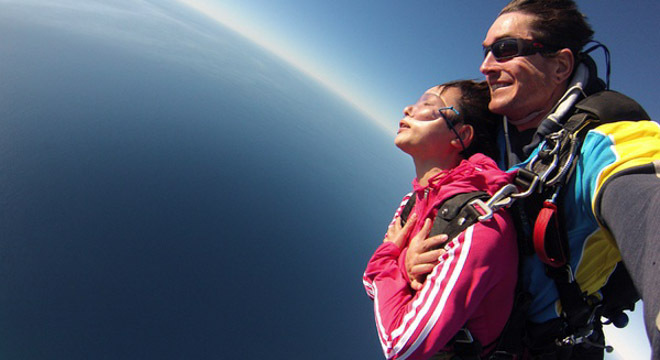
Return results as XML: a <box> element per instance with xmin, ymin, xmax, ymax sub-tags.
<box><xmin>403</xmin><ymin>105</ymin><xmax>414</xmax><ymax>117</ymax></box>
<box><xmin>479</xmin><ymin>51</ymin><xmax>497</xmax><ymax>75</ymax></box>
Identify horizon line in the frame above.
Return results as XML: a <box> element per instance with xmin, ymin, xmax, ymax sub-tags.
<box><xmin>173</xmin><ymin>0</ymin><xmax>397</xmax><ymax>137</ymax></box>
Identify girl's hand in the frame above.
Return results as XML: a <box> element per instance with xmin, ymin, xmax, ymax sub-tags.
<box><xmin>384</xmin><ymin>213</ymin><xmax>418</xmax><ymax>248</ymax></box>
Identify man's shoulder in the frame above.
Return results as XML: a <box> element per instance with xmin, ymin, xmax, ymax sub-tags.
<box><xmin>574</xmin><ymin>90</ymin><xmax>650</xmax><ymax>124</ymax></box>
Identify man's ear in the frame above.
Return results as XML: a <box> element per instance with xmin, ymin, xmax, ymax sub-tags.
<box><xmin>554</xmin><ymin>48</ymin><xmax>574</xmax><ymax>84</ymax></box>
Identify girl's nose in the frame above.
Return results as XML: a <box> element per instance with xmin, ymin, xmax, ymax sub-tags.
<box><xmin>403</xmin><ymin>105</ymin><xmax>414</xmax><ymax>117</ymax></box>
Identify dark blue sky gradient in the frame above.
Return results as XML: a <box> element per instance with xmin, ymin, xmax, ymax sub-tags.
<box><xmin>0</xmin><ymin>3</ymin><xmax>410</xmax><ymax>357</ymax></box>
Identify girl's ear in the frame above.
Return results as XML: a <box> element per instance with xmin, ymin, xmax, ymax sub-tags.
<box><xmin>451</xmin><ymin>124</ymin><xmax>474</xmax><ymax>150</ymax></box>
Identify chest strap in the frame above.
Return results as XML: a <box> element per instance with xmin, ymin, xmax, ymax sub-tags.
<box><xmin>400</xmin><ymin>191</ymin><xmax>490</xmax><ymax>241</ymax></box>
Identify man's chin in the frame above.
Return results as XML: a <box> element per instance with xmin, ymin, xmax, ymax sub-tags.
<box><xmin>488</xmin><ymin>101</ymin><xmax>510</xmax><ymax>117</ymax></box>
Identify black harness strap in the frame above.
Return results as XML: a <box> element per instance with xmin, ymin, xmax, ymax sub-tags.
<box><xmin>400</xmin><ymin>191</ymin><xmax>490</xmax><ymax>241</ymax></box>
<box><xmin>399</xmin><ymin>194</ymin><xmax>416</xmax><ymax>227</ymax></box>
<box><xmin>432</xmin><ymin>192</ymin><xmax>490</xmax><ymax>241</ymax></box>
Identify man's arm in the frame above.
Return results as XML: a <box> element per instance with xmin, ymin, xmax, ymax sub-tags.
<box><xmin>587</xmin><ymin>120</ymin><xmax>660</xmax><ymax>357</ymax></box>
<box><xmin>598</xmin><ymin>169</ymin><xmax>660</xmax><ymax>356</ymax></box>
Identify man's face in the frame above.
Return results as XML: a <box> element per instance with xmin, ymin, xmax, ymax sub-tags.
<box><xmin>480</xmin><ymin>12</ymin><xmax>560</xmax><ymax>131</ymax></box>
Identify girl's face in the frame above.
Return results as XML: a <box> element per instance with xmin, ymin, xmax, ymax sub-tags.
<box><xmin>395</xmin><ymin>86</ymin><xmax>464</xmax><ymax>160</ymax></box>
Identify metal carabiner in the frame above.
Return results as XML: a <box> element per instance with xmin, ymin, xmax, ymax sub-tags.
<box><xmin>526</xmin><ymin>130</ymin><xmax>566</xmax><ymax>184</ymax></box>
<box><xmin>545</xmin><ymin>134</ymin><xmax>580</xmax><ymax>187</ymax></box>
<box><xmin>486</xmin><ymin>184</ymin><xmax>519</xmax><ymax>209</ymax></box>
<box><xmin>511</xmin><ymin>172</ymin><xmax>540</xmax><ymax>199</ymax></box>
<box><xmin>471</xmin><ymin>184</ymin><xmax>519</xmax><ymax>222</ymax></box>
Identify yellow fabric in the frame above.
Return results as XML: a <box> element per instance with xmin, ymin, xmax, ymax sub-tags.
<box><xmin>591</xmin><ymin>120</ymin><xmax>660</xmax><ymax>213</ymax></box>
<box><xmin>575</xmin><ymin>229</ymin><xmax>621</xmax><ymax>296</ymax></box>
<box><xmin>554</xmin><ymin>229</ymin><xmax>620</xmax><ymax>315</ymax></box>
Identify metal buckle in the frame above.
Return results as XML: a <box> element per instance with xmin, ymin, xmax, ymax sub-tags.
<box><xmin>526</xmin><ymin>130</ymin><xmax>565</xmax><ymax>185</ymax></box>
<box><xmin>556</xmin><ymin>323</ymin><xmax>614</xmax><ymax>353</ymax></box>
<box><xmin>470</xmin><ymin>184</ymin><xmax>521</xmax><ymax>223</ymax></box>
<box><xmin>556</xmin><ymin>331</ymin><xmax>592</xmax><ymax>347</ymax></box>
<box><xmin>487</xmin><ymin>183</ymin><xmax>518</xmax><ymax>208</ymax></box>
<box><xmin>469</xmin><ymin>198</ymin><xmax>493</xmax><ymax>222</ymax></box>
<box><xmin>545</xmin><ymin>134</ymin><xmax>579</xmax><ymax>186</ymax></box>
<box><xmin>511</xmin><ymin>169</ymin><xmax>541</xmax><ymax>199</ymax></box>
<box><xmin>453</xmin><ymin>328</ymin><xmax>475</xmax><ymax>344</ymax></box>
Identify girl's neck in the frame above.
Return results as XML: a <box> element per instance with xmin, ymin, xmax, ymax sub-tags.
<box><xmin>414</xmin><ymin>156</ymin><xmax>462</xmax><ymax>187</ymax></box>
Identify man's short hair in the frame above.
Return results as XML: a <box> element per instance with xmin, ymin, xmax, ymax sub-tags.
<box><xmin>500</xmin><ymin>0</ymin><xmax>594</xmax><ymax>62</ymax></box>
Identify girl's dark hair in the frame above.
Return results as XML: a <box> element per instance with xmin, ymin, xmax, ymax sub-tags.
<box><xmin>438</xmin><ymin>80</ymin><xmax>501</xmax><ymax>160</ymax></box>
<box><xmin>500</xmin><ymin>0</ymin><xmax>594</xmax><ymax>63</ymax></box>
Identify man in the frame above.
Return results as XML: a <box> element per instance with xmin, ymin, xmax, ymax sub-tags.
<box><xmin>406</xmin><ymin>0</ymin><xmax>660</xmax><ymax>358</ymax></box>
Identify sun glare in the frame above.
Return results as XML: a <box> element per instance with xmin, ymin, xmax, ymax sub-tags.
<box><xmin>174</xmin><ymin>0</ymin><xmax>395</xmax><ymax>135</ymax></box>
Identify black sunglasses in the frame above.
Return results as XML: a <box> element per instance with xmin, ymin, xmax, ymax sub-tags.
<box><xmin>483</xmin><ymin>37</ymin><xmax>558</xmax><ymax>60</ymax></box>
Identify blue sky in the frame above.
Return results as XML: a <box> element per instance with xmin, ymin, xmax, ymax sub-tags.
<box><xmin>174</xmin><ymin>0</ymin><xmax>658</xmax><ymax>359</ymax></box>
<box><xmin>177</xmin><ymin>0</ymin><xmax>659</xmax><ymax>136</ymax></box>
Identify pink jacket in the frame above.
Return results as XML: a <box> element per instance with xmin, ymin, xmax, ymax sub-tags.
<box><xmin>363</xmin><ymin>154</ymin><xmax>518</xmax><ymax>359</ymax></box>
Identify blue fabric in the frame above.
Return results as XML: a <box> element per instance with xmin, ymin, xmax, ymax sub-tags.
<box><xmin>500</xmin><ymin>128</ymin><xmax>622</xmax><ymax>323</ymax></box>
